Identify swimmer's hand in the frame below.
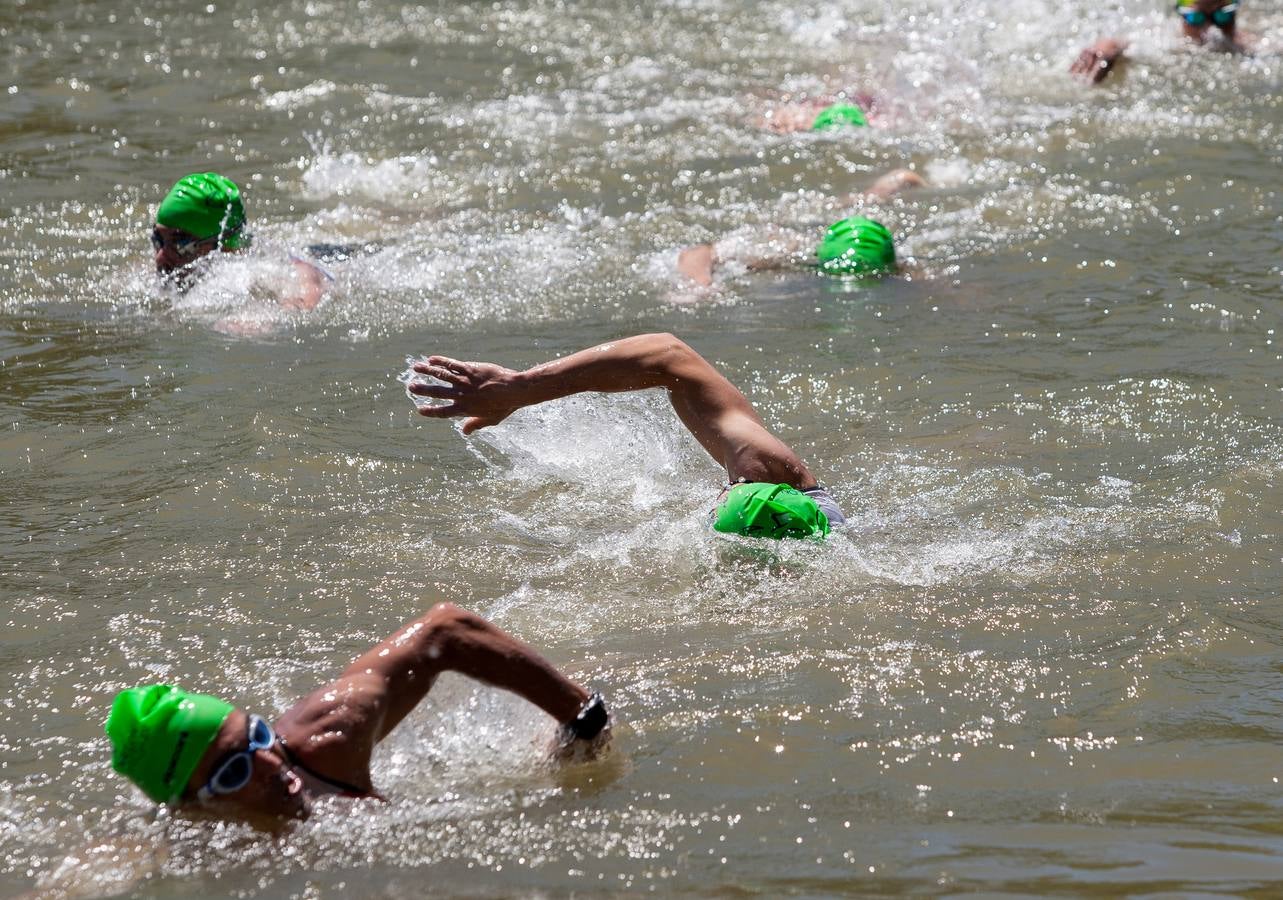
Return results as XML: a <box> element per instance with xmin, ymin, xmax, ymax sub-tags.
<box><xmin>550</xmin><ymin>692</ymin><xmax>612</xmax><ymax>762</ymax></box>
<box><xmin>409</xmin><ymin>357</ymin><xmax>523</xmax><ymax>434</ymax></box>
<box><xmin>1070</xmin><ymin>38</ymin><xmax>1128</xmax><ymax>84</ymax></box>
<box><xmin>551</xmin><ymin>725</ymin><xmax>612</xmax><ymax>763</ymax></box>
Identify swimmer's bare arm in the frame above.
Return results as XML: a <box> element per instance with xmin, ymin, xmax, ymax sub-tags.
<box><xmin>677</xmin><ymin>243</ymin><xmax>717</xmax><ymax>287</ymax></box>
<box><xmin>1070</xmin><ymin>37</ymin><xmax>1128</xmax><ymax>83</ymax></box>
<box><xmin>410</xmin><ymin>333</ymin><xmax>819</xmax><ymax>487</ymax></box>
<box><xmin>675</xmin><ymin>232</ymin><xmax>802</xmax><ymax>286</ymax></box>
<box><xmin>274</xmin><ymin>604</ymin><xmax>591</xmax><ymax>784</ymax></box>
<box><xmin>280</xmin><ymin>258</ymin><xmax>329</xmax><ymax>311</ymax></box>
<box><xmin>837</xmin><ymin>168</ymin><xmax>926</xmax><ymax>204</ymax></box>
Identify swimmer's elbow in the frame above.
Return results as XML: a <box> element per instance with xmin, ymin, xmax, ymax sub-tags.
<box><xmin>629</xmin><ymin>331</ymin><xmax>676</xmax><ymax>342</ymax></box>
<box><xmin>641</xmin><ymin>333</ymin><xmax>703</xmax><ymax>381</ymax></box>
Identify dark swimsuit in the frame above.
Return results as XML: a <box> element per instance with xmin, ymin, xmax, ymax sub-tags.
<box><xmin>278</xmin><ymin>736</ymin><xmax>380</xmax><ymax>800</ymax></box>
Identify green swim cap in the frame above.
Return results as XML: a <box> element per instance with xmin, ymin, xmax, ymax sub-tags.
<box><xmin>155</xmin><ymin>173</ymin><xmax>247</xmax><ymax>249</ymax></box>
<box><xmin>713</xmin><ymin>482</ymin><xmax>830</xmax><ymax>540</ymax></box>
<box><xmin>815</xmin><ymin>216</ymin><xmax>895</xmax><ymax>277</ymax></box>
<box><xmin>811</xmin><ymin>102</ymin><xmax>867</xmax><ymax>131</ymax></box>
<box><xmin>105</xmin><ymin>685</ymin><xmax>234</xmax><ymax>804</ymax></box>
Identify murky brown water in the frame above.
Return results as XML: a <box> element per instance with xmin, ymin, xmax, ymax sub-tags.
<box><xmin>4</xmin><ymin>0</ymin><xmax>1283</xmax><ymax>895</ymax></box>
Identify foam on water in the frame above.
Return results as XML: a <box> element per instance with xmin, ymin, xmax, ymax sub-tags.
<box><xmin>299</xmin><ymin>146</ymin><xmax>470</xmax><ymax>209</ymax></box>
<box><xmin>16</xmin><ymin>0</ymin><xmax>1276</xmax><ymax>334</ymax></box>
<box><xmin>261</xmin><ymin>79</ymin><xmax>339</xmax><ymax>111</ymax></box>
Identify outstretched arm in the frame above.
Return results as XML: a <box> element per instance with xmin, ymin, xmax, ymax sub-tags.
<box><xmin>409</xmin><ymin>332</ymin><xmax>818</xmax><ymax>488</ymax></box>
<box><xmin>836</xmin><ymin>167</ymin><xmax>926</xmax><ymax>205</ymax></box>
<box><xmin>275</xmin><ymin>603</ymin><xmax>594</xmax><ymax>789</ymax></box>
<box><xmin>1070</xmin><ymin>37</ymin><xmax>1128</xmax><ymax>83</ymax></box>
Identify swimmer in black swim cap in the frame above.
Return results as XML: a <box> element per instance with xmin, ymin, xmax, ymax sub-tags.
<box><xmin>405</xmin><ymin>333</ymin><xmax>848</xmax><ymax>535</ymax></box>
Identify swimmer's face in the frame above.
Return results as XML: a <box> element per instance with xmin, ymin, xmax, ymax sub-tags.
<box><xmin>183</xmin><ymin>710</ymin><xmax>311</xmax><ymax>822</ymax></box>
<box><xmin>151</xmin><ymin>224</ymin><xmax>221</xmax><ymax>276</ymax></box>
<box><xmin>1179</xmin><ymin>0</ymin><xmax>1236</xmax><ymax>33</ymax></box>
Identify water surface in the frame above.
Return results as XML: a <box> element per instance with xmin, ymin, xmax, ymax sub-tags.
<box><xmin>3</xmin><ymin>0</ymin><xmax>1283</xmax><ymax>895</ymax></box>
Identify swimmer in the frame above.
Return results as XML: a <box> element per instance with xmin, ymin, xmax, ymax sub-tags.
<box><xmin>152</xmin><ymin>172</ymin><xmax>329</xmax><ymax>311</ymax></box>
<box><xmin>407</xmin><ymin>333</ymin><xmax>842</xmax><ymax>540</ymax></box>
<box><xmin>760</xmin><ymin>96</ymin><xmax>879</xmax><ymax>134</ymax></box>
<box><xmin>675</xmin><ymin>169</ymin><xmax>921</xmax><ymax>287</ymax></box>
<box><xmin>1071</xmin><ymin>0</ymin><xmax>1254</xmax><ymax>83</ymax></box>
<box><xmin>104</xmin><ymin>603</ymin><xmax>609</xmax><ymax>824</ymax></box>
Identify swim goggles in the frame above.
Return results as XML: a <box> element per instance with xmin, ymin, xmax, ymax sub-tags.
<box><xmin>196</xmin><ymin>714</ymin><xmax>276</xmax><ymax>802</ymax></box>
<box><xmin>150</xmin><ymin>226</ymin><xmax>220</xmax><ymax>258</ymax></box>
<box><xmin>150</xmin><ymin>224</ymin><xmax>243</xmax><ymax>258</ymax></box>
<box><xmin>1176</xmin><ymin>2</ymin><xmax>1237</xmax><ymax>27</ymax></box>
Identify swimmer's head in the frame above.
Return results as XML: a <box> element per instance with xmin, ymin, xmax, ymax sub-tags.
<box><xmin>106</xmin><ymin>685</ymin><xmax>233</xmax><ymax>803</ymax></box>
<box><xmin>153</xmin><ymin>173</ymin><xmax>247</xmax><ymax>277</ymax></box>
<box><xmin>157</xmin><ymin>173</ymin><xmax>247</xmax><ymax>249</ymax></box>
<box><xmin>815</xmin><ymin>216</ymin><xmax>896</xmax><ymax>277</ymax></box>
<box><xmin>713</xmin><ymin>482</ymin><xmax>830</xmax><ymax>540</ymax></box>
<box><xmin>811</xmin><ymin>102</ymin><xmax>867</xmax><ymax>131</ymax></box>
